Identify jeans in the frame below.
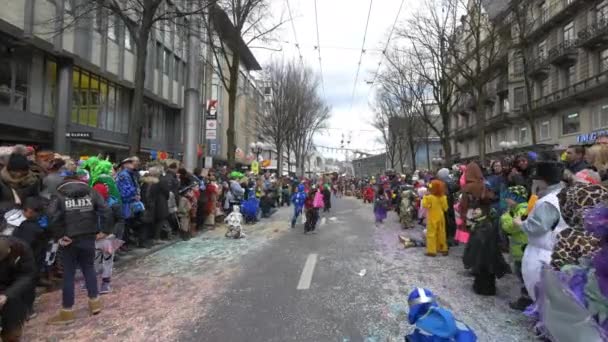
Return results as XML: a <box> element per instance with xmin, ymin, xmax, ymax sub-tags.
<box><xmin>291</xmin><ymin>206</ymin><xmax>303</xmax><ymax>226</ymax></box>
<box><xmin>62</xmin><ymin>237</ymin><xmax>98</xmax><ymax>308</ymax></box>
<box><xmin>262</xmin><ymin>207</ymin><xmax>278</xmax><ymax>218</ymax></box>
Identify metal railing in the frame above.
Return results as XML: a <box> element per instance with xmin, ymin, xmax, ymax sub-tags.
<box><xmin>533</xmin><ymin>69</ymin><xmax>608</xmax><ymax>109</ymax></box>
<box><xmin>529</xmin><ymin>0</ymin><xmax>581</xmax><ymax>35</ymax></box>
<box><xmin>548</xmin><ymin>39</ymin><xmax>578</xmax><ymax>62</ymax></box>
<box><xmin>577</xmin><ymin>18</ymin><xmax>608</xmax><ymax>45</ymax></box>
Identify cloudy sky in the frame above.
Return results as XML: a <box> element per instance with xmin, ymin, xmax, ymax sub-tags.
<box><xmin>253</xmin><ymin>0</ymin><xmax>423</xmax><ymax>160</ymax></box>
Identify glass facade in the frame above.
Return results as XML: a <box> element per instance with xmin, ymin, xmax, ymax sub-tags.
<box><xmin>70</xmin><ymin>68</ymin><xmax>130</xmax><ymax>133</ymax></box>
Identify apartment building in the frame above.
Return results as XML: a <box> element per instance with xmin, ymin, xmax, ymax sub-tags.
<box><xmin>0</xmin><ymin>0</ymin><xmax>262</xmax><ymax>165</ymax></box>
<box><xmin>451</xmin><ymin>0</ymin><xmax>608</xmax><ymax>160</ymax></box>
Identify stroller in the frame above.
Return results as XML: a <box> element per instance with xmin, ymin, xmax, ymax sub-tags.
<box><xmin>240</xmin><ymin>194</ymin><xmax>260</xmax><ymax>224</ymax></box>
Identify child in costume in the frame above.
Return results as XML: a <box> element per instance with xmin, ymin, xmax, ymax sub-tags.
<box><xmin>417</xmin><ymin>182</ymin><xmax>428</xmax><ymax>225</ymax></box>
<box><xmin>374</xmin><ymin>187</ymin><xmax>389</xmax><ymax>224</ymax></box>
<box><xmin>399</xmin><ymin>188</ymin><xmax>417</xmax><ymax>229</ymax></box>
<box><xmin>422</xmin><ymin>180</ymin><xmax>448</xmax><ymax>257</ymax></box>
<box><xmin>224</xmin><ymin>205</ymin><xmax>245</xmax><ymax>239</ymax></box>
<box><xmin>405</xmin><ymin>287</ymin><xmax>477</xmax><ymax>342</ymax></box>
<box><xmin>500</xmin><ymin>185</ymin><xmax>531</xmax><ymax>311</ymax></box>
<box><xmin>291</xmin><ymin>184</ymin><xmax>307</xmax><ymax>228</ymax></box>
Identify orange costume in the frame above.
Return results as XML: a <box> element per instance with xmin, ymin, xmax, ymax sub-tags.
<box><xmin>422</xmin><ymin>180</ymin><xmax>448</xmax><ymax>256</ymax></box>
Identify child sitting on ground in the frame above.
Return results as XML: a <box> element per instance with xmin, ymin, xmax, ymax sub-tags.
<box><xmin>500</xmin><ymin>185</ymin><xmax>532</xmax><ymax>311</ymax></box>
<box><xmin>405</xmin><ymin>287</ymin><xmax>477</xmax><ymax>342</ymax></box>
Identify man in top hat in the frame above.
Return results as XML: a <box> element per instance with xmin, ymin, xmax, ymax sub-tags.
<box><xmin>516</xmin><ymin>152</ymin><xmax>569</xmax><ymax>300</ymax></box>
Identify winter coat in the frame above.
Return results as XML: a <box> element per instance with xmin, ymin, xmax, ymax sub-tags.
<box><xmin>155</xmin><ymin>175</ymin><xmax>172</xmax><ymax>220</ymax></box>
<box><xmin>161</xmin><ymin>171</ymin><xmax>180</xmax><ymax>204</ymax></box>
<box><xmin>0</xmin><ymin>237</ymin><xmax>36</xmax><ymax>332</ymax></box>
<box><xmin>48</xmin><ymin>179</ymin><xmax>111</xmax><ymax>239</ymax></box>
<box><xmin>115</xmin><ymin>168</ymin><xmax>139</xmax><ymax>218</ymax></box>
<box><xmin>140</xmin><ymin>176</ymin><xmax>161</xmax><ymax>224</ymax></box>
<box><xmin>291</xmin><ymin>188</ymin><xmax>307</xmax><ymax>209</ymax></box>
<box><xmin>13</xmin><ymin>218</ymin><xmax>49</xmax><ymax>268</ymax></box>
<box><xmin>322</xmin><ymin>188</ymin><xmax>331</xmax><ymax>208</ymax></box>
<box><xmin>178</xmin><ymin>196</ymin><xmax>191</xmax><ymax>233</ymax></box>
<box><xmin>500</xmin><ymin>203</ymin><xmax>528</xmax><ymax>261</ymax></box>
<box><xmin>0</xmin><ymin>168</ymin><xmax>40</xmax><ymax>212</ymax></box>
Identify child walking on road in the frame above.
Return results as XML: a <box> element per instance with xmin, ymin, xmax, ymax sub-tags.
<box><xmin>422</xmin><ymin>180</ymin><xmax>448</xmax><ymax>257</ymax></box>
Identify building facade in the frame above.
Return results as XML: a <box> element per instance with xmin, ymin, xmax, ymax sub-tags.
<box><xmin>352</xmin><ymin>153</ymin><xmax>387</xmax><ymax>178</ymax></box>
<box><xmin>450</xmin><ymin>0</ymin><xmax>608</xmax><ymax>160</ymax></box>
<box><xmin>0</xmin><ymin>0</ymin><xmax>262</xmax><ymax>166</ymax></box>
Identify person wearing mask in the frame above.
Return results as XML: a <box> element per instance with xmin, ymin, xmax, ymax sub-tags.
<box><xmin>565</xmin><ymin>145</ymin><xmax>590</xmax><ymax>174</ymax></box>
<box><xmin>515</xmin><ymin>154</ymin><xmax>569</xmax><ymax>301</ymax></box>
<box><xmin>46</xmin><ymin>171</ymin><xmax>111</xmax><ymax>324</ymax></box>
<box><xmin>0</xmin><ymin>236</ymin><xmax>36</xmax><ymax>341</ymax></box>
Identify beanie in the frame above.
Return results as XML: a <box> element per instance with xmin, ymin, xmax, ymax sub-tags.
<box><xmin>6</xmin><ymin>153</ymin><xmax>29</xmax><ymax>172</ymax></box>
<box><xmin>92</xmin><ymin>183</ymin><xmax>110</xmax><ymax>201</ymax></box>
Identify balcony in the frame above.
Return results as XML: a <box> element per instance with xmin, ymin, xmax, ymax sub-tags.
<box><xmin>548</xmin><ymin>40</ymin><xmax>578</xmax><ymax>66</ymax></box>
<box><xmin>532</xmin><ymin>69</ymin><xmax>608</xmax><ymax>111</ymax></box>
<box><xmin>527</xmin><ymin>0</ymin><xmax>587</xmax><ymax>40</ymax></box>
<box><xmin>578</xmin><ymin>18</ymin><xmax>608</xmax><ymax>49</ymax></box>
<box><xmin>485</xmin><ymin>111</ymin><xmax>519</xmax><ymax>131</ymax></box>
<box><xmin>528</xmin><ymin>55</ymin><xmax>551</xmax><ymax>79</ymax></box>
<box><xmin>453</xmin><ymin>124</ymin><xmax>476</xmax><ymax>141</ymax></box>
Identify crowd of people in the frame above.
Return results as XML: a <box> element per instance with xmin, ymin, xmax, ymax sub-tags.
<box><xmin>349</xmin><ymin>142</ymin><xmax>608</xmax><ymax>341</ymax></box>
<box><xmin>0</xmin><ymin>145</ymin><xmax>339</xmax><ymax>341</ymax></box>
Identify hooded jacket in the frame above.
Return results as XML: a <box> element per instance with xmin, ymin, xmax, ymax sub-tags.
<box><xmin>0</xmin><ymin>168</ymin><xmax>40</xmax><ymax>210</ymax></box>
<box><xmin>48</xmin><ymin>179</ymin><xmax>111</xmax><ymax>239</ymax></box>
<box><xmin>407</xmin><ymin>306</ymin><xmax>477</xmax><ymax>342</ymax></box>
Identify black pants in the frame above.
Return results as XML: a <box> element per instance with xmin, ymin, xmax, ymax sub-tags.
<box><xmin>305</xmin><ymin>209</ymin><xmax>319</xmax><ymax>232</ymax></box>
<box><xmin>473</xmin><ymin>272</ymin><xmax>496</xmax><ymax>296</ymax></box>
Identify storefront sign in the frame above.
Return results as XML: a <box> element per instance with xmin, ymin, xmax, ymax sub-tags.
<box><xmin>66</xmin><ymin>132</ymin><xmax>92</xmax><ymax>139</ymax></box>
<box><xmin>206</xmin><ymin>120</ymin><xmax>217</xmax><ymax>130</ymax></box>
<box><xmin>577</xmin><ymin>130</ymin><xmax>608</xmax><ymax>144</ymax></box>
<box><xmin>208</xmin><ymin>140</ymin><xmax>219</xmax><ymax>156</ymax></box>
<box><xmin>206</xmin><ymin>130</ymin><xmax>217</xmax><ymax>140</ymax></box>
<box><xmin>204</xmin><ymin>156</ymin><xmax>213</xmax><ymax>168</ymax></box>
<box><xmin>206</xmin><ymin>100</ymin><xmax>218</xmax><ymax>120</ymax></box>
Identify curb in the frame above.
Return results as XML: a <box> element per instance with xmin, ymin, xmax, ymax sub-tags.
<box><xmin>114</xmin><ymin>239</ymin><xmax>181</xmax><ymax>270</ymax></box>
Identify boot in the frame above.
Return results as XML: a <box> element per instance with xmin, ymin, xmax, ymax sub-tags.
<box><xmin>88</xmin><ymin>297</ymin><xmax>102</xmax><ymax>315</ymax></box>
<box><xmin>47</xmin><ymin>309</ymin><xmax>75</xmax><ymax>325</ymax></box>
<box><xmin>509</xmin><ymin>296</ymin><xmax>533</xmax><ymax>311</ymax></box>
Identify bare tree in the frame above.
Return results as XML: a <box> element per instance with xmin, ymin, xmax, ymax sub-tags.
<box><xmin>371</xmin><ymin>101</ymin><xmax>399</xmax><ymax>170</ymax></box>
<box><xmin>446</xmin><ymin>0</ymin><xmax>508</xmax><ymax>161</ymax></box>
<box><xmin>510</xmin><ymin>0</ymin><xmax>538</xmax><ymax>144</ymax></box>
<box><xmin>207</xmin><ymin>1</ymin><xmax>285</xmax><ymax>168</ymax></box>
<box><xmin>398</xmin><ymin>0</ymin><xmax>460</xmax><ymax>163</ymax></box>
<box><xmin>48</xmin><ymin>0</ymin><xmax>215</xmax><ymax>156</ymax></box>
<box><xmin>256</xmin><ymin>58</ymin><xmax>300</xmax><ymax>175</ymax></box>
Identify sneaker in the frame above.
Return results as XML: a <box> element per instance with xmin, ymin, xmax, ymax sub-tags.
<box><xmin>47</xmin><ymin>309</ymin><xmax>75</xmax><ymax>325</ymax></box>
<box><xmin>99</xmin><ymin>282</ymin><xmax>112</xmax><ymax>295</ymax></box>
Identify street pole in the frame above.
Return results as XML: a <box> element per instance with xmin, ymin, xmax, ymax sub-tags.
<box><xmin>183</xmin><ymin>6</ymin><xmax>202</xmax><ymax>171</ymax></box>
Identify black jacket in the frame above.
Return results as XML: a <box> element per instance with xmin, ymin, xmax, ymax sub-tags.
<box><xmin>567</xmin><ymin>160</ymin><xmax>591</xmax><ymax>174</ymax></box>
<box><xmin>0</xmin><ymin>236</ymin><xmax>36</xmax><ymax>330</ymax></box>
<box><xmin>48</xmin><ymin>179</ymin><xmax>111</xmax><ymax>239</ymax></box>
<box><xmin>13</xmin><ymin>219</ymin><xmax>49</xmax><ymax>264</ymax></box>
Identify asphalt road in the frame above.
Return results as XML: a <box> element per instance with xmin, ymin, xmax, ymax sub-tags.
<box><xmin>26</xmin><ymin>196</ymin><xmax>536</xmax><ymax>341</ymax></box>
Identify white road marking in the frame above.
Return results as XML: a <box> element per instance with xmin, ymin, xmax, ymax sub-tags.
<box><xmin>296</xmin><ymin>253</ymin><xmax>318</xmax><ymax>290</ymax></box>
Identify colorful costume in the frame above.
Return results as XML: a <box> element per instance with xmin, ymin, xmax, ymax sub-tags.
<box><xmin>116</xmin><ymin>168</ymin><xmax>140</xmax><ymax>219</ymax></box>
<box><xmin>399</xmin><ymin>189</ymin><xmax>417</xmax><ymax>229</ymax></box>
<box><xmin>90</xmin><ymin>160</ymin><xmax>121</xmax><ymax>204</ymax></box>
<box><xmin>374</xmin><ymin>192</ymin><xmax>388</xmax><ymax>223</ymax></box>
<box><xmin>224</xmin><ymin>205</ymin><xmax>244</xmax><ymax>239</ymax></box>
<box><xmin>405</xmin><ymin>287</ymin><xmax>477</xmax><ymax>342</ymax></box>
<box><xmin>291</xmin><ymin>185</ymin><xmax>307</xmax><ymax>228</ymax></box>
<box><xmin>422</xmin><ymin>180</ymin><xmax>448</xmax><ymax>256</ymax></box>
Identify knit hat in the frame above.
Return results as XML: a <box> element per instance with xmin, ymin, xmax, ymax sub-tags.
<box><xmin>6</xmin><ymin>153</ymin><xmax>29</xmax><ymax>172</ymax></box>
<box><xmin>93</xmin><ymin>183</ymin><xmax>110</xmax><ymax>201</ymax></box>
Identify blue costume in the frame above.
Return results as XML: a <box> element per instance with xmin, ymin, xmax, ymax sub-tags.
<box><xmin>241</xmin><ymin>190</ymin><xmax>260</xmax><ymax>224</ymax></box>
<box><xmin>115</xmin><ymin>168</ymin><xmax>139</xmax><ymax>219</ymax></box>
<box><xmin>291</xmin><ymin>185</ymin><xmax>307</xmax><ymax>228</ymax></box>
<box><xmin>406</xmin><ymin>288</ymin><xmax>477</xmax><ymax>342</ymax></box>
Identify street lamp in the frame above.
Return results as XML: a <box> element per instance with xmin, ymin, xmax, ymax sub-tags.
<box><xmin>250</xmin><ymin>141</ymin><xmax>264</xmax><ymax>161</ymax></box>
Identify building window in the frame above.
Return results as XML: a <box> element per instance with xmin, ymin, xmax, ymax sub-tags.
<box><xmin>499</xmin><ymin>129</ymin><xmax>507</xmax><ymax>143</ymax></box>
<box><xmin>562</xmin><ymin>112</ymin><xmax>580</xmax><ymax>134</ymax></box>
<box><xmin>108</xmin><ymin>15</ymin><xmax>117</xmax><ymax>41</ymax></box>
<box><xmin>563</xmin><ymin>21</ymin><xmax>575</xmax><ymax>43</ymax></box>
<box><xmin>593</xmin><ymin>104</ymin><xmax>608</xmax><ymax>128</ymax></box>
<box><xmin>0</xmin><ymin>50</ymin><xmax>30</xmax><ymax>112</ymax></box>
<box><xmin>540</xmin><ymin>77</ymin><xmax>549</xmax><ymax>97</ymax></box>
<box><xmin>514</xmin><ymin>87</ymin><xmax>525</xmax><ymax>107</ymax></box>
<box><xmin>156</xmin><ymin>43</ymin><xmax>163</xmax><ymax>71</ymax></box>
<box><xmin>539</xmin><ymin>120</ymin><xmax>551</xmax><ymax>140</ymax></box>
<box><xmin>174</xmin><ymin>56</ymin><xmax>180</xmax><ymax>82</ymax></box>
<box><xmin>513</xmin><ymin>52</ymin><xmax>524</xmax><ymax>75</ymax></box>
<box><xmin>519</xmin><ymin>126</ymin><xmax>528</xmax><ymax>143</ymax></box>
<box><xmin>125</xmin><ymin>28</ymin><xmax>132</xmax><ymax>50</ymax></box>
<box><xmin>565</xmin><ymin>65</ymin><xmax>576</xmax><ymax>86</ymax></box>
<box><xmin>485</xmin><ymin>135</ymin><xmax>493</xmax><ymax>151</ymax></box>
<box><xmin>164</xmin><ymin>49</ymin><xmax>171</xmax><ymax>76</ymax></box>
<box><xmin>598</xmin><ymin>1</ymin><xmax>608</xmax><ymax>23</ymax></box>
<box><xmin>601</xmin><ymin>49</ymin><xmax>608</xmax><ymax>72</ymax></box>
<box><xmin>465</xmin><ymin>142</ymin><xmax>470</xmax><ymax>156</ymax></box>
<box><xmin>538</xmin><ymin>39</ymin><xmax>547</xmax><ymax>59</ymax></box>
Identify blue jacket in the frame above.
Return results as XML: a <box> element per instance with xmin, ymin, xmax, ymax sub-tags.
<box><xmin>116</xmin><ymin>169</ymin><xmax>139</xmax><ymax>218</ymax></box>
<box><xmin>406</xmin><ymin>307</ymin><xmax>477</xmax><ymax>342</ymax></box>
<box><xmin>291</xmin><ymin>186</ymin><xmax>306</xmax><ymax>209</ymax></box>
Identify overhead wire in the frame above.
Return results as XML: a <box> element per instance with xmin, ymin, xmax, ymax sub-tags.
<box><xmin>369</xmin><ymin>0</ymin><xmax>406</xmax><ymax>86</ymax></box>
<box><xmin>285</xmin><ymin>0</ymin><xmax>303</xmax><ymax>63</ymax></box>
<box><xmin>349</xmin><ymin>0</ymin><xmax>374</xmax><ymax>112</ymax></box>
<box><xmin>313</xmin><ymin>0</ymin><xmax>326</xmax><ymax>99</ymax></box>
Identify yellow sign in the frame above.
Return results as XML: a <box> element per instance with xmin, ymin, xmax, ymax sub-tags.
<box><xmin>251</xmin><ymin>161</ymin><xmax>260</xmax><ymax>175</ymax></box>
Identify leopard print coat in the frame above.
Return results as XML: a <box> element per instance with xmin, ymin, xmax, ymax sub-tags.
<box><xmin>552</xmin><ymin>183</ymin><xmax>608</xmax><ymax>270</ymax></box>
